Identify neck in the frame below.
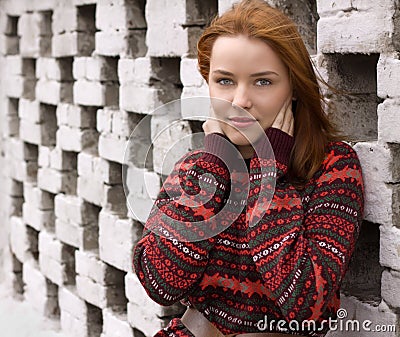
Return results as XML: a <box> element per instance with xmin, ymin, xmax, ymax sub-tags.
<box><xmin>237</xmin><ymin>145</ymin><xmax>254</xmax><ymax>159</ymax></box>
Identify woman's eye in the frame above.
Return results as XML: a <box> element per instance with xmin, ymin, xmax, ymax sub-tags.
<box><xmin>255</xmin><ymin>79</ymin><xmax>271</xmax><ymax>86</ymax></box>
<box><xmin>217</xmin><ymin>78</ymin><xmax>234</xmax><ymax>85</ymax></box>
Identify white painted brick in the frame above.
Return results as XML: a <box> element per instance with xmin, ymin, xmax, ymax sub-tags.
<box><xmin>55</xmin><ymin>218</ymin><xmax>98</xmax><ymax>250</ymax></box>
<box><xmin>20</xmin><ymin>118</ymin><xmax>57</xmax><ymax>146</ymax></box>
<box><xmin>22</xmin><ymin>202</ymin><xmax>55</xmax><ymax>232</ymax></box>
<box><xmin>56</xmin><ymin>125</ymin><xmax>98</xmax><ymax>153</ymax></box>
<box><xmin>39</xmin><ymin>252</ymin><xmax>72</xmax><ymax>286</ymax></box>
<box><xmin>362</xmin><ymin>179</ymin><xmax>398</xmax><ymax>227</ymax></box>
<box><xmin>76</xmin><ymin>274</ymin><xmax>126</xmax><ymax>309</ymax></box>
<box><xmin>180</xmin><ymin>87</ymin><xmax>210</xmax><ymax>119</ymax></box>
<box><xmin>378</xmin><ymin>100</ymin><xmax>400</xmax><ymax>144</ymax></box>
<box><xmin>317</xmin><ymin>0</ymin><xmax>395</xmax><ymax>17</ymax></box>
<box><xmin>317</xmin><ymin>0</ymin><xmax>354</xmax><ymax>16</ymax></box>
<box><xmin>79</xmin><ymin>152</ymin><xmax>123</xmax><ymax>187</ymax></box>
<box><xmin>218</xmin><ymin>0</ymin><xmax>237</xmax><ymax>14</ymax></box>
<box><xmin>73</xmin><ymin>0</ymin><xmax>97</xmax><ymax>6</ymax></box>
<box><xmin>98</xmin><ymin>133</ymin><xmax>128</xmax><ymax>164</ymax></box>
<box><xmin>99</xmin><ymin>211</ymin><xmax>142</xmax><ymax>272</ymax></box>
<box><xmin>59</xmin><ymin>286</ymin><xmax>87</xmax><ymax>317</ymax></box>
<box><xmin>126</xmin><ymin>193</ymin><xmax>152</xmax><ymax>224</ymax></box>
<box><xmin>96</xmin><ymin>108</ymin><xmax>113</xmax><ymax>134</ymax></box>
<box><xmin>77</xmin><ymin>175</ymin><xmax>104</xmax><ymax>206</ymax></box>
<box><xmin>23</xmin><ymin>260</ymin><xmax>59</xmax><ymax>317</ymax></box>
<box><xmin>125</xmin><ymin>273</ymin><xmax>184</xmax><ymax>317</ymax></box>
<box><xmin>2</xmin><ymin>177</ymin><xmax>23</xmax><ymax>197</ymax></box>
<box><xmin>2</xmin><ymin>136</ymin><xmax>38</xmax><ymax>162</ymax></box>
<box><xmin>120</xmin><ymin>84</ymin><xmax>162</xmax><ymax>113</ymax></box>
<box><xmin>5</xmin><ymin>55</ymin><xmax>23</xmax><ymax>76</ymax></box>
<box><xmin>145</xmin><ymin>0</ymin><xmax>187</xmax><ymax>57</ymax></box>
<box><xmin>23</xmin><ymin>182</ymin><xmax>54</xmax><ymax>210</ymax></box>
<box><xmin>36</xmin><ymin>79</ymin><xmax>73</xmax><ymax>105</ymax></box>
<box><xmin>102</xmin><ymin>184</ymin><xmax>128</xmax><ymax>215</ymax></box>
<box><xmin>132</xmin><ymin>57</ymin><xmax>154</xmax><ymax>85</ymax></box>
<box><xmin>95</xmin><ymin>30</ymin><xmax>147</xmax><ymax>58</ymax></box>
<box><xmin>77</xmin><ymin>152</ymin><xmax>94</xmax><ymax>177</ymax></box>
<box><xmin>380</xmin><ymin>225</ymin><xmax>400</xmax><ymax>272</ymax></box>
<box><xmin>20</xmin><ymin>35</ymin><xmax>51</xmax><ymax>58</ymax></box>
<box><xmin>4</xmin><ymin>75</ymin><xmax>21</xmax><ymax>98</ymax></box>
<box><xmin>86</xmin><ymin>56</ymin><xmax>118</xmax><ymax>82</ymax></box>
<box><xmin>50</xmin><ymin>147</ymin><xmax>77</xmax><ymax>171</ymax></box>
<box><xmin>111</xmin><ymin>109</ymin><xmax>132</xmax><ymax>138</ymax></box>
<box><xmin>327</xmin><ymin>294</ymin><xmax>398</xmax><ymax>337</ymax></box>
<box><xmin>38</xmin><ymin>231</ymin><xmax>74</xmax><ymax>263</ymax></box>
<box><xmin>127</xmin><ymin>302</ymin><xmax>163</xmax><ymax>336</ymax></box>
<box><xmin>353</xmin><ymin>141</ymin><xmax>400</xmax><ymax>184</ymax></box>
<box><xmin>38</xmin><ymin>145</ymin><xmax>51</xmax><ymax>168</ymax></box>
<box><xmin>18</xmin><ymin>12</ymin><xmax>52</xmax><ymax>57</ymax></box>
<box><xmin>0</xmin><ymin>35</ymin><xmax>19</xmax><ymax>55</ymax></box>
<box><xmin>36</xmin><ymin>57</ymin><xmax>73</xmax><ymax>82</ymax></box>
<box><xmin>317</xmin><ymin>12</ymin><xmax>394</xmax><ymax>53</ymax></box>
<box><xmin>180</xmin><ymin>57</ymin><xmax>205</xmax><ymax>87</ymax></box>
<box><xmin>53</xmin><ymin>5</ymin><xmax>78</xmax><ymax>34</ymax></box>
<box><xmin>55</xmin><ymin>194</ymin><xmax>98</xmax><ymax>226</ymax></box>
<box><xmin>126</xmin><ymin>165</ymin><xmax>160</xmax><ymax>200</ymax></box>
<box><xmin>96</xmin><ymin>0</ymin><xmax>146</xmax><ymax>31</ymax></box>
<box><xmin>6</xmin><ymin>157</ymin><xmax>37</xmax><ymax>184</ymax></box>
<box><xmin>117</xmin><ymin>58</ymin><xmax>135</xmax><ymax>84</ymax></box>
<box><xmin>377</xmin><ymin>53</ymin><xmax>400</xmax><ymax>99</ymax></box>
<box><xmin>60</xmin><ymin>310</ymin><xmax>89</xmax><ymax>337</ymax></box>
<box><xmin>50</xmin><ymin>147</ymin><xmax>76</xmax><ymax>171</ymax></box>
<box><xmin>75</xmin><ymin>250</ymin><xmax>124</xmax><ymax>285</ymax></box>
<box><xmin>1</xmin><ymin>195</ymin><xmax>24</xmax><ymax>219</ymax></box>
<box><xmin>382</xmin><ymin>269</ymin><xmax>400</xmax><ymax>309</ymax></box>
<box><xmin>2</xmin><ymin>115</ymin><xmax>19</xmax><ymax>137</ymax></box>
<box><xmin>19</xmin><ymin>98</ymin><xmax>41</xmax><ymax>123</ymax></box>
<box><xmin>152</xmin><ymin>119</ymin><xmax>192</xmax><ymax>175</ymax></box>
<box><xmin>52</xmin><ymin>32</ymin><xmax>94</xmax><ymax>58</ymax></box>
<box><xmin>102</xmin><ymin>308</ymin><xmax>134</xmax><ymax>337</ymax></box>
<box><xmin>73</xmin><ymin>57</ymin><xmax>87</xmax><ymax>80</ymax></box>
<box><xmin>10</xmin><ymin>216</ymin><xmax>35</xmax><ymax>263</ymax></box>
<box><xmin>74</xmin><ymin>79</ymin><xmax>119</xmax><ymax>106</ymax></box>
<box><xmin>37</xmin><ymin>167</ymin><xmax>77</xmax><ymax>195</ymax></box>
<box><xmin>93</xmin><ymin>157</ymin><xmax>122</xmax><ymax>185</ymax></box>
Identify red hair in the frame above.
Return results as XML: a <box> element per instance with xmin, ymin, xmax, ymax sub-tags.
<box><xmin>197</xmin><ymin>0</ymin><xmax>341</xmax><ymax>188</ymax></box>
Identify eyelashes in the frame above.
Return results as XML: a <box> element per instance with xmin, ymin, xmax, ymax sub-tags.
<box><xmin>215</xmin><ymin>78</ymin><xmax>272</xmax><ymax>86</ymax></box>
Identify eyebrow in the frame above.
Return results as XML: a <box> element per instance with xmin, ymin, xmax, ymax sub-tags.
<box><xmin>212</xmin><ymin>69</ymin><xmax>279</xmax><ymax>77</ymax></box>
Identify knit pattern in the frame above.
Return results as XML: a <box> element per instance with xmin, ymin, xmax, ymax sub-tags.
<box><xmin>133</xmin><ymin>128</ymin><xmax>364</xmax><ymax>337</ymax></box>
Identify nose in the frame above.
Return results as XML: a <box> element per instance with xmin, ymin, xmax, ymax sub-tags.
<box><xmin>232</xmin><ymin>85</ymin><xmax>252</xmax><ymax>110</ymax></box>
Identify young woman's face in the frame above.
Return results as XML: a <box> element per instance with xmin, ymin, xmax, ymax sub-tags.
<box><xmin>208</xmin><ymin>35</ymin><xmax>293</xmax><ymax>150</ymax></box>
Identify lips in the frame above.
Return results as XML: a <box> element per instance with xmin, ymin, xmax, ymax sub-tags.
<box><xmin>228</xmin><ymin>116</ymin><xmax>257</xmax><ymax>128</ymax></box>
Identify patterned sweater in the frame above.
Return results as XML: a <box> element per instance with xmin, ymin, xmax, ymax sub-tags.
<box><xmin>133</xmin><ymin>127</ymin><xmax>364</xmax><ymax>336</ymax></box>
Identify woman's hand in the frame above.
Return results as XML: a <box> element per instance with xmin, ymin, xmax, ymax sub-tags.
<box><xmin>271</xmin><ymin>95</ymin><xmax>294</xmax><ymax>136</ymax></box>
<box><xmin>202</xmin><ymin>118</ymin><xmax>224</xmax><ymax>135</ymax></box>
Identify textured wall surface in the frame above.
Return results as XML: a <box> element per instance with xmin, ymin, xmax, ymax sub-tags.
<box><xmin>0</xmin><ymin>0</ymin><xmax>399</xmax><ymax>336</ymax></box>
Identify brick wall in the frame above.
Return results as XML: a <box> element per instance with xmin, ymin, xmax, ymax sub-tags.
<box><xmin>0</xmin><ymin>0</ymin><xmax>399</xmax><ymax>336</ymax></box>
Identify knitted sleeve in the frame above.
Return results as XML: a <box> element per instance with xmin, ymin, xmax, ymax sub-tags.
<box><xmin>132</xmin><ymin>133</ymin><xmax>233</xmax><ymax>305</ymax></box>
<box><xmin>248</xmin><ymin>128</ymin><xmax>364</xmax><ymax>325</ymax></box>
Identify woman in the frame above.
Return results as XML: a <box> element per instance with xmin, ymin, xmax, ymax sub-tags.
<box><xmin>133</xmin><ymin>1</ymin><xmax>364</xmax><ymax>336</ymax></box>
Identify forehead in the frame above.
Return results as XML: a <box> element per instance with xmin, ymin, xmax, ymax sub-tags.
<box><xmin>210</xmin><ymin>35</ymin><xmax>287</xmax><ymax>74</ymax></box>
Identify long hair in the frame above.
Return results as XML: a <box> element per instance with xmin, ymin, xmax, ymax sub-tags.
<box><xmin>197</xmin><ymin>0</ymin><xmax>342</xmax><ymax>188</ymax></box>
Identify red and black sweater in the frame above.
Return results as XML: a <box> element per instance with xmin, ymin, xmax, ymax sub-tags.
<box><xmin>133</xmin><ymin>128</ymin><xmax>364</xmax><ymax>336</ymax></box>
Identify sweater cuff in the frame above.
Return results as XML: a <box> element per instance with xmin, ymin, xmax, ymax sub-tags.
<box><xmin>203</xmin><ymin>133</ymin><xmax>236</xmax><ymax>165</ymax></box>
<box><xmin>256</xmin><ymin>128</ymin><xmax>294</xmax><ymax>167</ymax></box>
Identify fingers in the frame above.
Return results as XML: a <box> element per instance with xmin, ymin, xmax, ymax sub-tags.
<box><xmin>271</xmin><ymin>95</ymin><xmax>294</xmax><ymax>136</ymax></box>
<box><xmin>202</xmin><ymin>119</ymin><xmax>224</xmax><ymax>135</ymax></box>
